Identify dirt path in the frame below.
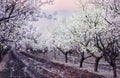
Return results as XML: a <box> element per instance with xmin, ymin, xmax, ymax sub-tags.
<box><xmin>0</xmin><ymin>51</ymin><xmax>105</xmax><ymax>78</ymax></box>
<box><xmin>0</xmin><ymin>51</ymin><xmax>32</xmax><ymax>78</ymax></box>
<box><xmin>19</xmin><ymin>52</ymin><xmax>105</xmax><ymax>78</ymax></box>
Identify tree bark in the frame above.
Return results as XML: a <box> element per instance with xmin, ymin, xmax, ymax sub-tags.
<box><xmin>112</xmin><ymin>66</ymin><xmax>117</xmax><ymax>78</ymax></box>
<box><xmin>0</xmin><ymin>56</ymin><xmax>2</xmax><ymax>62</ymax></box>
<box><xmin>0</xmin><ymin>51</ymin><xmax>4</xmax><ymax>62</ymax></box>
<box><xmin>94</xmin><ymin>58</ymin><xmax>100</xmax><ymax>72</ymax></box>
<box><xmin>80</xmin><ymin>57</ymin><xmax>84</xmax><ymax>68</ymax></box>
<box><xmin>65</xmin><ymin>53</ymin><xmax>68</xmax><ymax>63</ymax></box>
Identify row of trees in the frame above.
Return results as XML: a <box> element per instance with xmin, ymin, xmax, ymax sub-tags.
<box><xmin>0</xmin><ymin>0</ymin><xmax>119</xmax><ymax>78</ymax></box>
<box><xmin>23</xmin><ymin>0</ymin><xmax>119</xmax><ymax>77</ymax></box>
<box><xmin>49</xmin><ymin>0</ymin><xmax>120</xmax><ymax>78</ymax></box>
<box><xmin>14</xmin><ymin>0</ymin><xmax>119</xmax><ymax>78</ymax></box>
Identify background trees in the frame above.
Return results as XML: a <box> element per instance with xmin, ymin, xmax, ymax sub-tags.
<box><xmin>51</xmin><ymin>21</ymin><xmax>74</xmax><ymax>63</ymax></box>
<box><xmin>0</xmin><ymin>0</ymin><xmax>54</xmax><ymax>61</ymax></box>
<box><xmin>49</xmin><ymin>0</ymin><xmax>120</xmax><ymax>77</ymax></box>
<box><xmin>0</xmin><ymin>0</ymin><xmax>119</xmax><ymax>77</ymax></box>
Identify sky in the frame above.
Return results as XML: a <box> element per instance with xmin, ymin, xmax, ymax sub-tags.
<box><xmin>41</xmin><ymin>0</ymin><xmax>79</xmax><ymax>11</ymax></box>
<box><xmin>30</xmin><ymin>0</ymin><xmax>90</xmax><ymax>35</ymax></box>
<box><xmin>34</xmin><ymin>0</ymin><xmax>83</xmax><ymax>35</ymax></box>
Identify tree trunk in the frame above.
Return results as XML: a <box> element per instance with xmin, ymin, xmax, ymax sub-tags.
<box><xmin>54</xmin><ymin>51</ymin><xmax>56</xmax><ymax>60</ymax></box>
<box><xmin>94</xmin><ymin>57</ymin><xmax>100</xmax><ymax>72</ymax></box>
<box><xmin>0</xmin><ymin>56</ymin><xmax>2</xmax><ymax>62</ymax></box>
<box><xmin>43</xmin><ymin>52</ymin><xmax>46</xmax><ymax>58</ymax></box>
<box><xmin>80</xmin><ymin>57</ymin><xmax>84</xmax><ymax>68</ymax></box>
<box><xmin>112</xmin><ymin>66</ymin><xmax>117</xmax><ymax>78</ymax></box>
<box><xmin>65</xmin><ymin>53</ymin><xmax>68</xmax><ymax>63</ymax></box>
<box><xmin>0</xmin><ymin>51</ymin><xmax>4</xmax><ymax>62</ymax></box>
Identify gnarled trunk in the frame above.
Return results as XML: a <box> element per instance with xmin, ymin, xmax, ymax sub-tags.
<box><xmin>80</xmin><ymin>57</ymin><xmax>84</xmax><ymax>68</ymax></box>
<box><xmin>94</xmin><ymin>57</ymin><xmax>101</xmax><ymax>72</ymax></box>
<box><xmin>112</xmin><ymin>65</ymin><xmax>117</xmax><ymax>78</ymax></box>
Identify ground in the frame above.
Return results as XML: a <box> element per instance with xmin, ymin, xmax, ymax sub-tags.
<box><xmin>0</xmin><ymin>51</ymin><xmax>105</xmax><ymax>78</ymax></box>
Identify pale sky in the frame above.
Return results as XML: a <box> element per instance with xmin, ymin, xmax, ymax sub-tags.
<box><xmin>41</xmin><ymin>0</ymin><xmax>79</xmax><ymax>11</ymax></box>
<box><xmin>32</xmin><ymin>0</ymin><xmax>90</xmax><ymax>35</ymax></box>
